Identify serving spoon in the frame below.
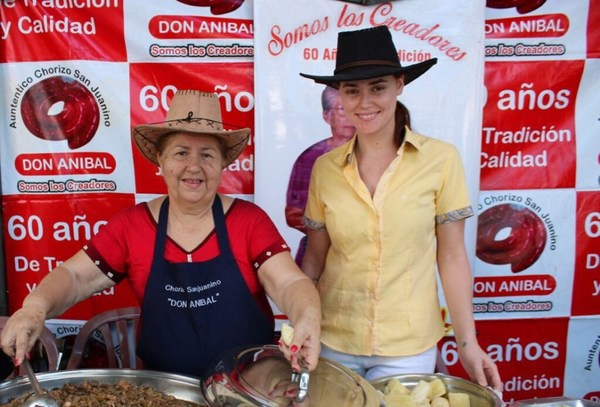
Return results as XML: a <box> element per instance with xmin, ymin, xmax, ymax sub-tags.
<box><xmin>21</xmin><ymin>358</ymin><xmax>60</xmax><ymax>407</ymax></box>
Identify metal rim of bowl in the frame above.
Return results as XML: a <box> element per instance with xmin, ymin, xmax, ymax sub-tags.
<box><xmin>0</xmin><ymin>368</ymin><xmax>205</xmax><ymax>405</ymax></box>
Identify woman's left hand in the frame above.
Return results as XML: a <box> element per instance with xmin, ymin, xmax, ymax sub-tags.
<box><xmin>458</xmin><ymin>341</ymin><xmax>503</xmax><ymax>392</ymax></box>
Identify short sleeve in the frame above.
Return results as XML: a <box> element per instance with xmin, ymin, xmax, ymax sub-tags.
<box><xmin>83</xmin><ymin>204</ymin><xmax>152</xmax><ymax>282</ymax></box>
<box><xmin>435</xmin><ymin>145</ymin><xmax>474</xmax><ymax>224</ymax></box>
<box><xmin>303</xmin><ymin>155</ymin><xmax>326</xmax><ymax>229</ymax></box>
<box><xmin>233</xmin><ymin>200</ymin><xmax>291</xmax><ymax>270</ymax></box>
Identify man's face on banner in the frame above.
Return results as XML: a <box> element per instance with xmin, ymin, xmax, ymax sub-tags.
<box><xmin>324</xmin><ymin>93</ymin><xmax>356</xmax><ymax>144</ymax></box>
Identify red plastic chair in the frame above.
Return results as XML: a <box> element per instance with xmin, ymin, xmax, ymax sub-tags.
<box><xmin>66</xmin><ymin>306</ymin><xmax>142</xmax><ymax>370</ymax></box>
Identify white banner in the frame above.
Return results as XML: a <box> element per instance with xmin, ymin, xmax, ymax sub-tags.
<box><xmin>253</xmin><ymin>0</ymin><xmax>486</xmax><ymax>269</ymax></box>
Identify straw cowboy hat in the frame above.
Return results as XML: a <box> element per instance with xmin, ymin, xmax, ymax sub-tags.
<box><xmin>132</xmin><ymin>90</ymin><xmax>250</xmax><ymax>167</ymax></box>
<box><xmin>300</xmin><ymin>25</ymin><xmax>437</xmax><ymax>87</ymax></box>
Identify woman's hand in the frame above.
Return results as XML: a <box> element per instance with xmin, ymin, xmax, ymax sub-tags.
<box><xmin>436</xmin><ymin>221</ymin><xmax>503</xmax><ymax>392</ymax></box>
<box><xmin>0</xmin><ymin>304</ymin><xmax>47</xmax><ymax>366</ymax></box>
<box><xmin>259</xmin><ymin>252</ymin><xmax>322</xmax><ymax>373</ymax></box>
<box><xmin>2</xmin><ymin>251</ymin><xmax>115</xmax><ymax>366</ymax></box>
<box><xmin>458</xmin><ymin>341</ymin><xmax>503</xmax><ymax>392</ymax></box>
<box><xmin>278</xmin><ymin>318</ymin><xmax>321</xmax><ymax>372</ymax></box>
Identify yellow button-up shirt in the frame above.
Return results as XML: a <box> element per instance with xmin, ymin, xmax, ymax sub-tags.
<box><xmin>305</xmin><ymin>128</ymin><xmax>474</xmax><ymax>356</ymax></box>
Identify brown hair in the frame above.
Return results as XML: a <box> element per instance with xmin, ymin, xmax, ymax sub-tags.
<box><xmin>393</xmin><ymin>73</ymin><xmax>410</xmax><ymax>148</ymax></box>
<box><xmin>394</xmin><ymin>101</ymin><xmax>410</xmax><ymax>149</ymax></box>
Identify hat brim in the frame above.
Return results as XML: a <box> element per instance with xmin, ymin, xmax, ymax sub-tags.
<box><xmin>300</xmin><ymin>58</ymin><xmax>437</xmax><ymax>88</ymax></box>
<box><xmin>132</xmin><ymin>124</ymin><xmax>250</xmax><ymax>167</ymax></box>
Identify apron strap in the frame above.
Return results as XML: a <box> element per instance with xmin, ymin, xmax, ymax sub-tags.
<box><xmin>212</xmin><ymin>195</ymin><xmax>234</xmax><ymax>258</ymax></box>
<box><xmin>154</xmin><ymin>195</ymin><xmax>234</xmax><ymax>261</ymax></box>
<box><xmin>153</xmin><ymin>197</ymin><xmax>170</xmax><ymax>264</ymax></box>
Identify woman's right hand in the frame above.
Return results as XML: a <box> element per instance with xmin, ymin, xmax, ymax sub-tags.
<box><xmin>0</xmin><ymin>304</ymin><xmax>47</xmax><ymax>366</ymax></box>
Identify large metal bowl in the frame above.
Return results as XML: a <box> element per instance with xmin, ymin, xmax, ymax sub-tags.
<box><xmin>369</xmin><ymin>373</ymin><xmax>503</xmax><ymax>407</ymax></box>
<box><xmin>201</xmin><ymin>344</ymin><xmax>385</xmax><ymax>406</ymax></box>
<box><xmin>0</xmin><ymin>369</ymin><xmax>207</xmax><ymax>406</ymax></box>
<box><xmin>513</xmin><ymin>397</ymin><xmax>600</xmax><ymax>407</ymax></box>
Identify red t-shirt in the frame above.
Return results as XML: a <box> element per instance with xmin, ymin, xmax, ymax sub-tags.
<box><xmin>84</xmin><ymin>198</ymin><xmax>290</xmax><ymax>316</ymax></box>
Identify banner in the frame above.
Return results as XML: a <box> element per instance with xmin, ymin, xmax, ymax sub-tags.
<box><xmin>1</xmin><ymin>0</ymin><xmax>599</xmax><ymax>401</ymax></box>
<box><xmin>0</xmin><ymin>1</ymin><xmax>255</xmax><ymax>326</ymax></box>
<box><xmin>253</xmin><ymin>0</ymin><xmax>486</xmax><ymax>271</ymax></box>
<box><xmin>475</xmin><ymin>0</ymin><xmax>600</xmax><ymax>402</ymax></box>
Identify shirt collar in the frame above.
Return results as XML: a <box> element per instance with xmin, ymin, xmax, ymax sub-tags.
<box><xmin>338</xmin><ymin>127</ymin><xmax>424</xmax><ymax>167</ymax></box>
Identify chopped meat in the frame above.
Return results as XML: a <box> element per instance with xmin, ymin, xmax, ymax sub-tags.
<box><xmin>0</xmin><ymin>379</ymin><xmax>206</xmax><ymax>407</ymax></box>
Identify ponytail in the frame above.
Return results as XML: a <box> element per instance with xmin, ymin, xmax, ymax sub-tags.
<box><xmin>394</xmin><ymin>101</ymin><xmax>410</xmax><ymax>148</ymax></box>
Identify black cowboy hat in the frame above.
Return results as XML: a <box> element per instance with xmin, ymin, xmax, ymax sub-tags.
<box><xmin>300</xmin><ymin>25</ymin><xmax>437</xmax><ymax>87</ymax></box>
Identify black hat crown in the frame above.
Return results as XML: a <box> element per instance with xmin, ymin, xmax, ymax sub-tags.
<box><xmin>300</xmin><ymin>25</ymin><xmax>437</xmax><ymax>87</ymax></box>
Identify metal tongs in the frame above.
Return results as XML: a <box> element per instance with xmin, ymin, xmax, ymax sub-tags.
<box><xmin>291</xmin><ymin>366</ymin><xmax>310</xmax><ymax>403</ymax></box>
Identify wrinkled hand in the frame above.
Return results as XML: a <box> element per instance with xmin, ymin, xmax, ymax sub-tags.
<box><xmin>0</xmin><ymin>306</ymin><xmax>47</xmax><ymax>366</ymax></box>
<box><xmin>458</xmin><ymin>341</ymin><xmax>503</xmax><ymax>392</ymax></box>
<box><xmin>278</xmin><ymin>319</ymin><xmax>321</xmax><ymax>372</ymax></box>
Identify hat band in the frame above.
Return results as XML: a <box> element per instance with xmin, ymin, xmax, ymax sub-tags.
<box><xmin>334</xmin><ymin>60</ymin><xmax>400</xmax><ymax>74</ymax></box>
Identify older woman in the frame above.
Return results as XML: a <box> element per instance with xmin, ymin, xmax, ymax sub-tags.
<box><xmin>1</xmin><ymin>90</ymin><xmax>321</xmax><ymax>376</ymax></box>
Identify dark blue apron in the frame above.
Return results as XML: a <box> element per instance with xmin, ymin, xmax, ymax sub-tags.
<box><xmin>137</xmin><ymin>196</ymin><xmax>274</xmax><ymax>377</ymax></box>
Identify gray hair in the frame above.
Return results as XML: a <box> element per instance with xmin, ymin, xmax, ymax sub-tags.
<box><xmin>320</xmin><ymin>86</ymin><xmax>339</xmax><ymax>112</ymax></box>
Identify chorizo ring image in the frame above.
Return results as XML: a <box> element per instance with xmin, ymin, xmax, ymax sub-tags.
<box><xmin>516</xmin><ymin>0</ymin><xmax>547</xmax><ymax>14</ymax></box>
<box><xmin>20</xmin><ymin>75</ymin><xmax>100</xmax><ymax>149</ymax></box>
<box><xmin>175</xmin><ymin>0</ymin><xmax>245</xmax><ymax>14</ymax></box>
<box><xmin>476</xmin><ymin>203</ymin><xmax>547</xmax><ymax>273</ymax></box>
<box><xmin>486</xmin><ymin>0</ymin><xmax>546</xmax><ymax>14</ymax></box>
<box><xmin>486</xmin><ymin>0</ymin><xmax>523</xmax><ymax>8</ymax></box>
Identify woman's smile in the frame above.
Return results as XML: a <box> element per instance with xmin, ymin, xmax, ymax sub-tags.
<box><xmin>182</xmin><ymin>177</ymin><xmax>204</xmax><ymax>186</ymax></box>
<box><xmin>158</xmin><ymin>132</ymin><xmax>224</xmax><ymax>202</ymax></box>
<box><xmin>355</xmin><ymin>111</ymin><xmax>380</xmax><ymax>121</ymax></box>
